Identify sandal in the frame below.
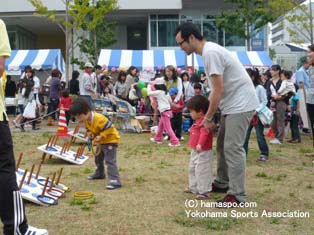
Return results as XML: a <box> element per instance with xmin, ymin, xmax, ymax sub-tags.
<box><xmin>196</xmin><ymin>193</ymin><xmax>210</xmax><ymax>200</ymax></box>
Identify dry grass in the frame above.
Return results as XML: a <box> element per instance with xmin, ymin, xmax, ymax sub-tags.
<box><xmin>6</xmin><ymin>130</ymin><xmax>314</xmax><ymax>235</ymax></box>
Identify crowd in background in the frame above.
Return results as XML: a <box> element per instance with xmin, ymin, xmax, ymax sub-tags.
<box><xmin>4</xmin><ymin>57</ymin><xmax>314</xmax><ymax>150</ymax></box>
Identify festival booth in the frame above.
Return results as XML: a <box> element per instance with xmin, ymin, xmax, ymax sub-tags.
<box><xmin>186</xmin><ymin>51</ymin><xmax>273</xmax><ymax>71</ymax></box>
<box><xmin>4</xmin><ymin>49</ymin><xmax>65</xmax><ymax>110</ymax></box>
<box><xmin>98</xmin><ymin>49</ymin><xmax>273</xmax><ymax>74</ymax></box>
<box><xmin>5</xmin><ymin>49</ymin><xmax>65</xmax><ymax>75</ymax></box>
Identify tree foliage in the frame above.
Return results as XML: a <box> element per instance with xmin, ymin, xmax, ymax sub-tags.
<box><xmin>216</xmin><ymin>0</ymin><xmax>299</xmax><ymax>50</ymax></box>
<box><xmin>284</xmin><ymin>1</ymin><xmax>314</xmax><ymax>45</ymax></box>
<box><xmin>28</xmin><ymin>0</ymin><xmax>118</xmax><ymax>68</ymax></box>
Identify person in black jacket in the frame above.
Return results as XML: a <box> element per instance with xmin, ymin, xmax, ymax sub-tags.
<box><xmin>69</xmin><ymin>70</ymin><xmax>80</xmax><ymax>95</ymax></box>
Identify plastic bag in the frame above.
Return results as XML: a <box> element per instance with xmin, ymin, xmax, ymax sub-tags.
<box><xmin>23</xmin><ymin>100</ymin><xmax>36</xmax><ymax>119</ymax></box>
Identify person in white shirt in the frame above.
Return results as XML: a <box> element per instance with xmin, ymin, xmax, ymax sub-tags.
<box><xmin>175</xmin><ymin>22</ymin><xmax>259</xmax><ymax>206</ymax></box>
<box><xmin>79</xmin><ymin>62</ymin><xmax>96</xmax><ymax>110</ymax></box>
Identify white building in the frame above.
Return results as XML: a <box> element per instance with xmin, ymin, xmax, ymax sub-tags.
<box><xmin>271</xmin><ymin>0</ymin><xmax>311</xmax><ymax>46</ymax></box>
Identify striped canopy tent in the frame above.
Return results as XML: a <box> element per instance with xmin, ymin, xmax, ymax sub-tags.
<box><xmin>98</xmin><ymin>49</ymin><xmax>186</xmax><ymax>71</ymax></box>
<box><xmin>187</xmin><ymin>51</ymin><xmax>273</xmax><ymax>71</ymax></box>
<box><xmin>5</xmin><ymin>49</ymin><xmax>65</xmax><ymax>73</ymax></box>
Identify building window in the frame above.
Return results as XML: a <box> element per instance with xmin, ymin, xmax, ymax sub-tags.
<box><xmin>149</xmin><ymin>14</ymin><xmax>245</xmax><ymax>48</ymax></box>
<box><xmin>150</xmin><ymin>14</ymin><xmax>179</xmax><ymax>47</ymax></box>
<box><xmin>150</xmin><ymin>21</ymin><xmax>157</xmax><ymax>47</ymax></box>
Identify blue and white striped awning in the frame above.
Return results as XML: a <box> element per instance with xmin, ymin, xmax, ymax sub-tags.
<box><xmin>98</xmin><ymin>49</ymin><xmax>186</xmax><ymax>71</ymax></box>
<box><xmin>5</xmin><ymin>49</ymin><xmax>65</xmax><ymax>72</ymax></box>
<box><xmin>187</xmin><ymin>51</ymin><xmax>273</xmax><ymax>70</ymax></box>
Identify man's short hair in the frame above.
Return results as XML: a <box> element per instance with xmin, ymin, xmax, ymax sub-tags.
<box><xmin>94</xmin><ymin>65</ymin><xmax>102</xmax><ymax>70</ymax></box>
<box><xmin>175</xmin><ymin>22</ymin><xmax>203</xmax><ymax>41</ymax></box>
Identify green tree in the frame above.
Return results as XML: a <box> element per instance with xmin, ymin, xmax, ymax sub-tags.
<box><xmin>269</xmin><ymin>47</ymin><xmax>276</xmax><ymax>60</ymax></box>
<box><xmin>28</xmin><ymin>0</ymin><xmax>118</xmax><ymax>80</ymax></box>
<box><xmin>217</xmin><ymin>0</ymin><xmax>298</xmax><ymax>51</ymax></box>
<box><xmin>285</xmin><ymin>1</ymin><xmax>314</xmax><ymax>45</ymax></box>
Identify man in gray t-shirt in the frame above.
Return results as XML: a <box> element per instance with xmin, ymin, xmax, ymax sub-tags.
<box><xmin>175</xmin><ymin>22</ymin><xmax>259</xmax><ymax>205</ymax></box>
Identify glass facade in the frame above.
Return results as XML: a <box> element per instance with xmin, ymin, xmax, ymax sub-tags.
<box><xmin>7</xmin><ymin>26</ymin><xmax>36</xmax><ymax>50</ymax></box>
<box><xmin>149</xmin><ymin>14</ymin><xmax>245</xmax><ymax>48</ymax></box>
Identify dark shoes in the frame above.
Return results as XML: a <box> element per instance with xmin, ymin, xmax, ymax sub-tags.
<box><xmin>211</xmin><ymin>183</ymin><xmax>228</xmax><ymax>193</ymax></box>
<box><xmin>87</xmin><ymin>173</ymin><xmax>105</xmax><ymax>180</ymax></box>
<box><xmin>32</xmin><ymin>127</ymin><xmax>41</xmax><ymax>130</ymax></box>
<box><xmin>287</xmin><ymin>139</ymin><xmax>301</xmax><ymax>143</ymax></box>
<box><xmin>106</xmin><ymin>180</ymin><xmax>122</xmax><ymax>190</ymax></box>
<box><xmin>216</xmin><ymin>194</ymin><xmax>241</xmax><ymax>208</ymax></box>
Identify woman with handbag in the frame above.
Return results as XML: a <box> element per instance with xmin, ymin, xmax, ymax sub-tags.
<box><xmin>243</xmin><ymin>68</ymin><xmax>269</xmax><ymax>162</ymax></box>
<box><xmin>20</xmin><ymin>74</ymin><xmax>40</xmax><ymax>131</ymax></box>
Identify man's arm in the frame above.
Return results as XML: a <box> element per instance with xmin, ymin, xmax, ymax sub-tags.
<box><xmin>0</xmin><ymin>19</ymin><xmax>11</xmax><ymax>77</ymax></box>
<box><xmin>202</xmin><ymin>74</ymin><xmax>223</xmax><ymax>129</ymax></box>
<box><xmin>0</xmin><ymin>56</ymin><xmax>5</xmax><ymax>77</ymax></box>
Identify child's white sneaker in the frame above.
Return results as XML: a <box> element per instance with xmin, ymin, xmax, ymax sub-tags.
<box><xmin>168</xmin><ymin>143</ymin><xmax>180</xmax><ymax>147</ymax></box>
<box><xmin>24</xmin><ymin>225</ymin><xmax>48</xmax><ymax>235</ymax></box>
<box><xmin>150</xmin><ymin>138</ymin><xmax>162</xmax><ymax>144</ymax></box>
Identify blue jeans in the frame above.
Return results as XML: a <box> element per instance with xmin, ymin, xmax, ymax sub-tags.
<box><xmin>290</xmin><ymin>114</ymin><xmax>300</xmax><ymax>140</ymax></box>
<box><xmin>244</xmin><ymin>118</ymin><xmax>269</xmax><ymax>158</ymax></box>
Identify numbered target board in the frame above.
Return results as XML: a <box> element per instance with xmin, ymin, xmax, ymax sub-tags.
<box><xmin>16</xmin><ymin>168</ymin><xmax>66</xmax><ymax>206</ymax></box>
<box><xmin>37</xmin><ymin>144</ymin><xmax>89</xmax><ymax>165</ymax></box>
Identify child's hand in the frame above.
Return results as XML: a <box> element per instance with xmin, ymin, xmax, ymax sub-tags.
<box><xmin>94</xmin><ymin>135</ymin><xmax>102</xmax><ymax>143</ymax></box>
<box><xmin>196</xmin><ymin>144</ymin><xmax>202</xmax><ymax>153</ymax></box>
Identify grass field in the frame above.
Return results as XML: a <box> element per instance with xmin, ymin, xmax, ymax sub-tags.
<box><xmin>6</xmin><ymin>130</ymin><xmax>314</xmax><ymax>235</ymax></box>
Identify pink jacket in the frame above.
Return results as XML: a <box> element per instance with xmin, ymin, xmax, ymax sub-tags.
<box><xmin>188</xmin><ymin>117</ymin><xmax>213</xmax><ymax>151</ymax></box>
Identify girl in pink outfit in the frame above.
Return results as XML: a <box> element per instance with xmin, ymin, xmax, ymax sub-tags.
<box><xmin>186</xmin><ymin>95</ymin><xmax>214</xmax><ymax>199</ymax></box>
<box><xmin>147</xmin><ymin>81</ymin><xmax>180</xmax><ymax>147</ymax></box>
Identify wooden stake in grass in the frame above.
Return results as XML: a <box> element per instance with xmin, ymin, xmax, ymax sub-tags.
<box><xmin>41</xmin><ymin>177</ymin><xmax>49</xmax><ymax>197</ymax></box>
<box><xmin>56</xmin><ymin>167</ymin><xmax>63</xmax><ymax>185</ymax></box>
<box><xmin>48</xmin><ymin>172</ymin><xmax>56</xmax><ymax>192</ymax></box>
<box><xmin>74</xmin><ymin>125</ymin><xmax>80</xmax><ymax>134</ymax></box>
<box><xmin>41</xmin><ymin>153</ymin><xmax>47</xmax><ymax>163</ymax></box>
<box><xmin>52</xmin><ymin>135</ymin><xmax>58</xmax><ymax>146</ymax></box>
<box><xmin>35</xmin><ymin>162</ymin><xmax>42</xmax><ymax>179</ymax></box>
<box><xmin>19</xmin><ymin>169</ymin><xmax>28</xmax><ymax>190</ymax></box>
<box><xmin>46</xmin><ymin>136</ymin><xmax>53</xmax><ymax>150</ymax></box>
<box><xmin>66</xmin><ymin>141</ymin><xmax>71</xmax><ymax>152</ymax></box>
<box><xmin>16</xmin><ymin>153</ymin><xmax>23</xmax><ymax>171</ymax></box>
<box><xmin>27</xmin><ymin>164</ymin><xmax>35</xmax><ymax>185</ymax></box>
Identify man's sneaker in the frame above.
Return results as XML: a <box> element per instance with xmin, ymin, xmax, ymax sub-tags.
<box><xmin>180</xmin><ymin>136</ymin><xmax>184</xmax><ymax>141</ymax></box>
<box><xmin>106</xmin><ymin>180</ymin><xmax>121</xmax><ymax>190</ymax></box>
<box><xmin>168</xmin><ymin>143</ymin><xmax>180</xmax><ymax>147</ymax></box>
<box><xmin>150</xmin><ymin>138</ymin><xmax>162</xmax><ymax>144</ymax></box>
<box><xmin>269</xmin><ymin>138</ymin><xmax>282</xmax><ymax>145</ymax></box>
<box><xmin>88</xmin><ymin>173</ymin><xmax>105</xmax><ymax>180</ymax></box>
<box><xmin>163</xmin><ymin>135</ymin><xmax>169</xmax><ymax>140</ymax></box>
<box><xmin>211</xmin><ymin>183</ymin><xmax>228</xmax><ymax>193</ymax></box>
<box><xmin>215</xmin><ymin>195</ymin><xmax>240</xmax><ymax>208</ymax></box>
<box><xmin>24</xmin><ymin>225</ymin><xmax>48</xmax><ymax>235</ymax></box>
<box><xmin>256</xmin><ymin>155</ymin><xmax>268</xmax><ymax>162</ymax></box>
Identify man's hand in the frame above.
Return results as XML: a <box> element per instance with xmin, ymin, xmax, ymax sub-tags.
<box><xmin>201</xmin><ymin>118</ymin><xmax>216</xmax><ymax>130</ymax></box>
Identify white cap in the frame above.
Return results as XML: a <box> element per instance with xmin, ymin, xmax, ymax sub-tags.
<box><xmin>84</xmin><ymin>62</ymin><xmax>93</xmax><ymax>68</ymax></box>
